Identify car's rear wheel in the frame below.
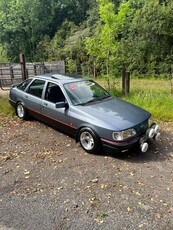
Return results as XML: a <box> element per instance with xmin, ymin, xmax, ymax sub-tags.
<box><xmin>78</xmin><ymin>128</ymin><xmax>102</xmax><ymax>154</ymax></box>
<box><xmin>16</xmin><ymin>102</ymin><xmax>28</xmax><ymax>120</ymax></box>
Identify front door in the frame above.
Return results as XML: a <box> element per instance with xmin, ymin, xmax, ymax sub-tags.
<box><xmin>41</xmin><ymin>82</ymin><xmax>74</xmax><ymax>133</ymax></box>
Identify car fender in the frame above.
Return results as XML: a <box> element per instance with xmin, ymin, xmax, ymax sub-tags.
<box><xmin>75</xmin><ymin>123</ymin><xmax>100</xmax><ymax>143</ymax></box>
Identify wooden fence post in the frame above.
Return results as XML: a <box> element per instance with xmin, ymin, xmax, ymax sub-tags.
<box><xmin>34</xmin><ymin>64</ymin><xmax>37</xmax><ymax>75</ymax></box>
<box><xmin>10</xmin><ymin>66</ymin><xmax>14</xmax><ymax>79</ymax></box>
<box><xmin>19</xmin><ymin>53</ymin><xmax>27</xmax><ymax>80</ymax></box>
<box><xmin>122</xmin><ymin>66</ymin><xmax>130</xmax><ymax>97</ymax></box>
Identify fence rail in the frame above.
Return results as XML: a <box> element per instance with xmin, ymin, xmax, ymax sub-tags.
<box><xmin>0</xmin><ymin>61</ymin><xmax>65</xmax><ymax>90</ymax></box>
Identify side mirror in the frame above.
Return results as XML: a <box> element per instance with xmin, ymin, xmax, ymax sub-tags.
<box><xmin>55</xmin><ymin>101</ymin><xmax>68</xmax><ymax>108</ymax></box>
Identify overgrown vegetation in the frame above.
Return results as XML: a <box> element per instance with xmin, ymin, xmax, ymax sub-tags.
<box><xmin>0</xmin><ymin>95</ymin><xmax>15</xmax><ymax>117</ymax></box>
<box><xmin>0</xmin><ymin>0</ymin><xmax>173</xmax><ymax>77</ymax></box>
<box><xmin>100</xmin><ymin>78</ymin><xmax>173</xmax><ymax>122</ymax></box>
<box><xmin>124</xmin><ymin>79</ymin><xmax>173</xmax><ymax>121</ymax></box>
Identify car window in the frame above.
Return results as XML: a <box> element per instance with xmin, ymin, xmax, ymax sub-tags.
<box><xmin>17</xmin><ymin>79</ymin><xmax>32</xmax><ymax>91</ymax></box>
<box><xmin>64</xmin><ymin>80</ymin><xmax>109</xmax><ymax>105</ymax></box>
<box><xmin>26</xmin><ymin>79</ymin><xmax>45</xmax><ymax>98</ymax></box>
<box><xmin>45</xmin><ymin>82</ymin><xmax>65</xmax><ymax>103</ymax></box>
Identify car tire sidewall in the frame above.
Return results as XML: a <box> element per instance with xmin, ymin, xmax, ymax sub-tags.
<box><xmin>78</xmin><ymin>128</ymin><xmax>101</xmax><ymax>154</ymax></box>
<box><xmin>16</xmin><ymin>103</ymin><xmax>27</xmax><ymax>120</ymax></box>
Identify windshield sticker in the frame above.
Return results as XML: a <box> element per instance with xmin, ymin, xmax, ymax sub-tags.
<box><xmin>70</xmin><ymin>84</ymin><xmax>77</xmax><ymax>90</ymax></box>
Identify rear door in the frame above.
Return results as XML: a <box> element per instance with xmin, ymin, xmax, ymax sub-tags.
<box><xmin>24</xmin><ymin>79</ymin><xmax>46</xmax><ymax>119</ymax></box>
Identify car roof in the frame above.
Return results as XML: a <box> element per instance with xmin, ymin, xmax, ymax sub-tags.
<box><xmin>30</xmin><ymin>73</ymin><xmax>87</xmax><ymax>85</ymax></box>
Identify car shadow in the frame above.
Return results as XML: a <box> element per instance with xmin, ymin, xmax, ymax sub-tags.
<box><xmin>95</xmin><ymin>126</ymin><xmax>173</xmax><ymax>163</ymax></box>
<box><xmin>105</xmin><ymin>139</ymin><xmax>172</xmax><ymax>163</ymax></box>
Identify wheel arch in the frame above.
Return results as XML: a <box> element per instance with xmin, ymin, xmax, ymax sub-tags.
<box><xmin>15</xmin><ymin>100</ymin><xmax>25</xmax><ymax>112</ymax></box>
<box><xmin>16</xmin><ymin>101</ymin><xmax>29</xmax><ymax>120</ymax></box>
<box><xmin>75</xmin><ymin>124</ymin><xmax>99</xmax><ymax>143</ymax></box>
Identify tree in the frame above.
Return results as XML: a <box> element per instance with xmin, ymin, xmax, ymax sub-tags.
<box><xmin>126</xmin><ymin>0</ymin><xmax>173</xmax><ymax>75</ymax></box>
<box><xmin>85</xmin><ymin>0</ymin><xmax>133</xmax><ymax>95</ymax></box>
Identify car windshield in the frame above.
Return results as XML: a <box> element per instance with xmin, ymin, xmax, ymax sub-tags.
<box><xmin>64</xmin><ymin>80</ymin><xmax>110</xmax><ymax>105</ymax></box>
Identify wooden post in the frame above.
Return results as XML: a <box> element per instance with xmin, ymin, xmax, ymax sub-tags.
<box><xmin>19</xmin><ymin>53</ymin><xmax>27</xmax><ymax>80</ymax></box>
<box><xmin>10</xmin><ymin>66</ymin><xmax>14</xmax><ymax>79</ymax></box>
<box><xmin>122</xmin><ymin>66</ymin><xmax>130</xmax><ymax>97</ymax></box>
<box><xmin>34</xmin><ymin>64</ymin><xmax>37</xmax><ymax>75</ymax></box>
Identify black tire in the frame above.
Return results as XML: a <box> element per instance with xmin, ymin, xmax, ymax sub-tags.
<box><xmin>78</xmin><ymin>127</ymin><xmax>102</xmax><ymax>154</ymax></box>
<box><xmin>16</xmin><ymin>102</ymin><xmax>28</xmax><ymax>120</ymax></box>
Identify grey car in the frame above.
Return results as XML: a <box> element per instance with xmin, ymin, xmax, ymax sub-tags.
<box><xmin>9</xmin><ymin>74</ymin><xmax>160</xmax><ymax>154</ymax></box>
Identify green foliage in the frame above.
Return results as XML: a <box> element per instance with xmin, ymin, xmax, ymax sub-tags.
<box><xmin>127</xmin><ymin>0</ymin><xmax>173</xmax><ymax>75</ymax></box>
<box><xmin>0</xmin><ymin>0</ymin><xmax>173</xmax><ymax>78</ymax></box>
<box><xmin>0</xmin><ymin>0</ymin><xmax>93</xmax><ymax>61</ymax></box>
<box><xmin>0</xmin><ymin>95</ymin><xmax>15</xmax><ymax>116</ymax></box>
<box><xmin>85</xmin><ymin>0</ymin><xmax>134</xmax><ymax>75</ymax></box>
<box><xmin>0</xmin><ymin>44</ymin><xmax>9</xmax><ymax>62</ymax></box>
<box><xmin>85</xmin><ymin>0</ymin><xmax>173</xmax><ymax>76</ymax></box>
<box><xmin>66</xmin><ymin>58</ymin><xmax>76</xmax><ymax>73</ymax></box>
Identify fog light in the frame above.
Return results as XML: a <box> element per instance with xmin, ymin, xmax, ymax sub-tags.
<box><xmin>141</xmin><ymin>142</ymin><xmax>148</xmax><ymax>153</ymax></box>
<box><xmin>153</xmin><ymin>132</ymin><xmax>161</xmax><ymax>141</ymax></box>
<box><xmin>154</xmin><ymin>124</ymin><xmax>159</xmax><ymax>133</ymax></box>
<box><xmin>148</xmin><ymin>128</ymin><xmax>155</xmax><ymax>138</ymax></box>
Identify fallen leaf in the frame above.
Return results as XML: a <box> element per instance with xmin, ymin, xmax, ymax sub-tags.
<box><xmin>138</xmin><ymin>202</ymin><xmax>145</xmax><ymax>206</ymax></box>
<box><xmin>90</xmin><ymin>178</ymin><xmax>99</xmax><ymax>183</ymax></box>
<box><xmin>127</xmin><ymin>207</ymin><xmax>133</xmax><ymax>212</ymax></box>
<box><xmin>101</xmin><ymin>184</ymin><xmax>108</xmax><ymax>189</ymax></box>
<box><xmin>155</xmin><ymin>213</ymin><xmax>161</xmax><ymax>219</ymax></box>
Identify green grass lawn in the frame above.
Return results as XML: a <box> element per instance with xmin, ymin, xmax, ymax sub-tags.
<box><xmin>99</xmin><ymin>78</ymin><xmax>173</xmax><ymax>122</ymax></box>
<box><xmin>0</xmin><ymin>94</ymin><xmax>14</xmax><ymax>117</ymax></box>
<box><xmin>125</xmin><ymin>79</ymin><xmax>173</xmax><ymax>122</ymax></box>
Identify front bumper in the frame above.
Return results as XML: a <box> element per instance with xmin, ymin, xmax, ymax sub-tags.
<box><xmin>101</xmin><ymin>123</ymin><xmax>161</xmax><ymax>153</ymax></box>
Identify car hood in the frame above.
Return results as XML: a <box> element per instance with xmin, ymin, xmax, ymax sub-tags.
<box><xmin>77</xmin><ymin>97</ymin><xmax>150</xmax><ymax>131</ymax></box>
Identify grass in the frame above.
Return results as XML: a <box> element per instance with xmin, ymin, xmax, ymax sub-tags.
<box><xmin>125</xmin><ymin>79</ymin><xmax>173</xmax><ymax>122</ymax></box>
<box><xmin>0</xmin><ymin>94</ymin><xmax>15</xmax><ymax>117</ymax></box>
<box><xmin>99</xmin><ymin>78</ymin><xmax>173</xmax><ymax>122</ymax></box>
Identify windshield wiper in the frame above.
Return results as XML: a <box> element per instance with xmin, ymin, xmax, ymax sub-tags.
<box><xmin>75</xmin><ymin>98</ymin><xmax>99</xmax><ymax>106</ymax></box>
<box><xmin>99</xmin><ymin>95</ymin><xmax>111</xmax><ymax>100</ymax></box>
<box><xmin>76</xmin><ymin>95</ymin><xmax>111</xmax><ymax>106</ymax></box>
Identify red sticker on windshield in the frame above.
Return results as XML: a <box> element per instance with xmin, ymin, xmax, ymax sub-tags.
<box><xmin>70</xmin><ymin>85</ymin><xmax>77</xmax><ymax>89</ymax></box>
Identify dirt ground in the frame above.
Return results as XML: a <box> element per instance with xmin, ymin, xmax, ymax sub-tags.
<box><xmin>0</xmin><ymin>92</ymin><xmax>173</xmax><ymax>229</ymax></box>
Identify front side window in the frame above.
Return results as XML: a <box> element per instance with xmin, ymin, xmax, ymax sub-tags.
<box><xmin>45</xmin><ymin>82</ymin><xmax>65</xmax><ymax>103</ymax></box>
<box><xmin>26</xmin><ymin>79</ymin><xmax>45</xmax><ymax>98</ymax></box>
<box><xmin>64</xmin><ymin>80</ymin><xmax>110</xmax><ymax>105</ymax></box>
<box><xmin>17</xmin><ymin>78</ymin><xmax>32</xmax><ymax>91</ymax></box>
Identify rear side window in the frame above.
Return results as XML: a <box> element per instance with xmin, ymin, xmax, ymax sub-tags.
<box><xmin>26</xmin><ymin>79</ymin><xmax>45</xmax><ymax>98</ymax></box>
<box><xmin>17</xmin><ymin>79</ymin><xmax>32</xmax><ymax>91</ymax></box>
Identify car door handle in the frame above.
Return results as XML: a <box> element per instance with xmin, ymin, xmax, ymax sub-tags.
<box><xmin>25</xmin><ymin>95</ymin><xmax>28</xmax><ymax>99</ymax></box>
<box><xmin>43</xmin><ymin>102</ymin><xmax>48</xmax><ymax>107</ymax></box>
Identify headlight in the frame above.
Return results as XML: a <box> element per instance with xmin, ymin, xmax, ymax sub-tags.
<box><xmin>112</xmin><ymin>128</ymin><xmax>137</xmax><ymax>141</ymax></box>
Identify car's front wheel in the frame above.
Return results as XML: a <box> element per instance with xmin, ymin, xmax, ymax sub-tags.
<box><xmin>78</xmin><ymin>128</ymin><xmax>102</xmax><ymax>154</ymax></box>
<box><xmin>16</xmin><ymin>102</ymin><xmax>28</xmax><ymax>120</ymax></box>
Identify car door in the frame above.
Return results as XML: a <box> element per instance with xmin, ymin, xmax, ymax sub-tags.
<box><xmin>41</xmin><ymin>82</ymin><xmax>74</xmax><ymax>133</ymax></box>
<box><xmin>24</xmin><ymin>79</ymin><xmax>46</xmax><ymax>119</ymax></box>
